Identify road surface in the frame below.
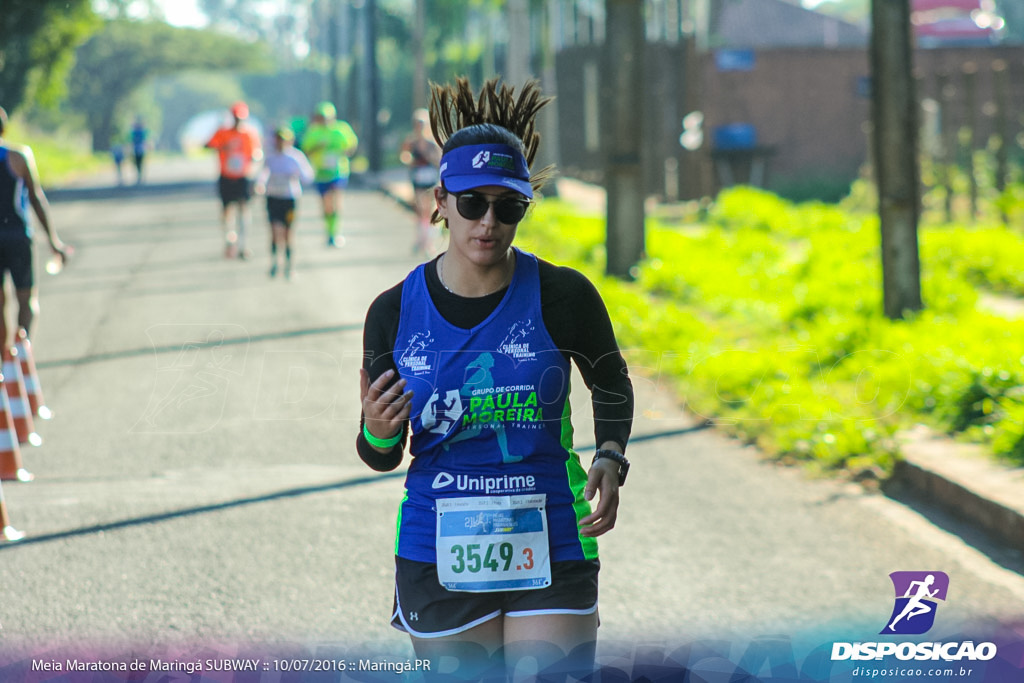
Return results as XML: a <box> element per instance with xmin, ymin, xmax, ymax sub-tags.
<box><xmin>0</xmin><ymin>164</ymin><xmax>1021</xmax><ymax>680</ymax></box>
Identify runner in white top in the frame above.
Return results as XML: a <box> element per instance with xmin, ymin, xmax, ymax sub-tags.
<box><xmin>254</xmin><ymin>127</ymin><xmax>314</xmax><ymax>279</ymax></box>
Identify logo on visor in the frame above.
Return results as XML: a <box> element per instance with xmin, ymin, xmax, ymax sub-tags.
<box><xmin>881</xmin><ymin>571</ymin><xmax>949</xmax><ymax>635</ymax></box>
<box><xmin>472</xmin><ymin>151</ymin><xmax>490</xmax><ymax>168</ymax></box>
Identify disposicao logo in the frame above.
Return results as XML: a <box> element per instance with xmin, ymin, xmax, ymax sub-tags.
<box><xmin>881</xmin><ymin>571</ymin><xmax>949</xmax><ymax>635</ymax></box>
<box><xmin>831</xmin><ymin>571</ymin><xmax>998</xmax><ymax>663</ymax></box>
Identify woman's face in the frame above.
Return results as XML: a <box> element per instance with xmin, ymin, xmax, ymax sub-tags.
<box><xmin>435</xmin><ymin>184</ymin><xmax>528</xmax><ymax>266</ymax></box>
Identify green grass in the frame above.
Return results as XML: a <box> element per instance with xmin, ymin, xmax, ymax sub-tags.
<box><xmin>4</xmin><ymin>117</ymin><xmax>106</xmax><ymax>187</ymax></box>
<box><xmin>519</xmin><ymin>185</ymin><xmax>1024</xmax><ymax>475</ymax></box>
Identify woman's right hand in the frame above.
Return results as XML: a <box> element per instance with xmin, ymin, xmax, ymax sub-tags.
<box><xmin>359</xmin><ymin>368</ymin><xmax>413</xmax><ymax>449</ymax></box>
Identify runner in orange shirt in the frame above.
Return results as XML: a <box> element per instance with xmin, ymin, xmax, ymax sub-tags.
<box><xmin>206</xmin><ymin>101</ymin><xmax>263</xmax><ymax>259</ymax></box>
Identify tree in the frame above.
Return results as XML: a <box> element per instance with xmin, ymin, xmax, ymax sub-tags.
<box><xmin>604</xmin><ymin>0</ymin><xmax>646</xmax><ymax>279</ymax></box>
<box><xmin>0</xmin><ymin>0</ymin><xmax>98</xmax><ymax>114</ymax></box>
<box><xmin>870</xmin><ymin>0</ymin><xmax>922</xmax><ymax>319</ymax></box>
<box><xmin>95</xmin><ymin>0</ymin><xmax>166</xmax><ymax>20</ymax></box>
<box><xmin>199</xmin><ymin>0</ymin><xmax>311</xmax><ymax>61</ymax></box>
<box><xmin>67</xmin><ymin>19</ymin><xmax>269</xmax><ymax>150</ymax></box>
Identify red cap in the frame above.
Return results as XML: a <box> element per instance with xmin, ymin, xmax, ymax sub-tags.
<box><xmin>230</xmin><ymin>101</ymin><xmax>249</xmax><ymax>119</ymax></box>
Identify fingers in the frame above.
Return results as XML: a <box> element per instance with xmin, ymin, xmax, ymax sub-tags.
<box><xmin>579</xmin><ymin>499</ymin><xmax>618</xmax><ymax>537</ymax></box>
<box><xmin>362</xmin><ymin>369</ymin><xmax>414</xmax><ymax>438</ymax></box>
<box><xmin>579</xmin><ymin>466</ymin><xmax>619</xmax><ymax>538</ymax></box>
<box><xmin>366</xmin><ymin>371</ymin><xmax>411</xmax><ymax>413</ymax></box>
<box><xmin>364</xmin><ymin>369</ymin><xmax>401</xmax><ymax>402</ymax></box>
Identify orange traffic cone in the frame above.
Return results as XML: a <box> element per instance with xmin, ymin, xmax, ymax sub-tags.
<box><xmin>0</xmin><ymin>373</ymin><xmax>32</xmax><ymax>482</ymax></box>
<box><xmin>2</xmin><ymin>348</ymin><xmax>41</xmax><ymax>447</ymax></box>
<box><xmin>0</xmin><ymin>479</ymin><xmax>25</xmax><ymax>542</ymax></box>
<box><xmin>15</xmin><ymin>329</ymin><xmax>51</xmax><ymax>420</ymax></box>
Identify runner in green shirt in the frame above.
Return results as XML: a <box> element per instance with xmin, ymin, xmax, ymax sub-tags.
<box><xmin>302</xmin><ymin>102</ymin><xmax>358</xmax><ymax>247</ymax></box>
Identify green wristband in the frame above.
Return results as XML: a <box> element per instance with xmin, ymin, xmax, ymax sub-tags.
<box><xmin>363</xmin><ymin>423</ymin><xmax>402</xmax><ymax>449</ymax></box>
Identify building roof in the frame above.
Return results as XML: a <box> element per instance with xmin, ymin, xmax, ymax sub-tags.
<box><xmin>714</xmin><ymin>0</ymin><xmax>868</xmax><ymax>48</ymax></box>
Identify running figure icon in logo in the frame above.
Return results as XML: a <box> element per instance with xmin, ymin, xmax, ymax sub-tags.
<box><xmin>881</xmin><ymin>571</ymin><xmax>950</xmax><ymax>635</ymax></box>
<box><xmin>442</xmin><ymin>352</ymin><xmax>523</xmax><ymax>463</ymax></box>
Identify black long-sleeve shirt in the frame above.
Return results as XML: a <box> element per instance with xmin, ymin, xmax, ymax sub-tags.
<box><xmin>357</xmin><ymin>255</ymin><xmax>633</xmax><ymax>470</ymax></box>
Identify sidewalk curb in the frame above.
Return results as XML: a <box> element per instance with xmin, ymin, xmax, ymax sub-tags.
<box><xmin>888</xmin><ymin>427</ymin><xmax>1024</xmax><ymax>551</ymax></box>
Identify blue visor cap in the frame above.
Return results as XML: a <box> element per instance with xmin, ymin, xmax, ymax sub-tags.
<box><xmin>439</xmin><ymin>144</ymin><xmax>533</xmax><ymax>198</ymax></box>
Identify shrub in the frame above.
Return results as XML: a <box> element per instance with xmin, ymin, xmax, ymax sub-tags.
<box><xmin>522</xmin><ymin>187</ymin><xmax>1024</xmax><ymax>474</ymax></box>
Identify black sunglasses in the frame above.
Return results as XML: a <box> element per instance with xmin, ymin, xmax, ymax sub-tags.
<box><xmin>452</xmin><ymin>191</ymin><xmax>531</xmax><ymax>224</ymax></box>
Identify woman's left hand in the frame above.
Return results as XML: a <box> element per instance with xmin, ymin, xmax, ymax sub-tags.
<box><xmin>579</xmin><ymin>458</ymin><xmax>620</xmax><ymax>537</ymax></box>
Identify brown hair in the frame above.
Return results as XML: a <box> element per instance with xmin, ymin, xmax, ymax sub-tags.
<box><xmin>428</xmin><ymin>77</ymin><xmax>555</xmax><ymax>196</ymax></box>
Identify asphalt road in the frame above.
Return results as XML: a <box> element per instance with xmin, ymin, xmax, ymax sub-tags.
<box><xmin>1</xmin><ymin>162</ymin><xmax>1022</xmax><ymax>678</ymax></box>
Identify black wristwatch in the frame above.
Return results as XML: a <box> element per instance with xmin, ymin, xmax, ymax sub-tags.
<box><xmin>592</xmin><ymin>449</ymin><xmax>630</xmax><ymax>486</ymax></box>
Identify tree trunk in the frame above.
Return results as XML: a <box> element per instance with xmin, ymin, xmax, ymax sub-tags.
<box><xmin>506</xmin><ymin>0</ymin><xmax>531</xmax><ymax>88</ymax></box>
<box><xmin>870</xmin><ymin>0</ymin><xmax>922</xmax><ymax>319</ymax></box>
<box><xmin>604</xmin><ymin>0</ymin><xmax>646</xmax><ymax>279</ymax></box>
<box><xmin>363</xmin><ymin>0</ymin><xmax>381</xmax><ymax>174</ymax></box>
<box><xmin>412</xmin><ymin>0</ymin><xmax>426</xmax><ymax>108</ymax></box>
<box><xmin>538</xmin><ymin>1</ymin><xmax>560</xmax><ymax>197</ymax></box>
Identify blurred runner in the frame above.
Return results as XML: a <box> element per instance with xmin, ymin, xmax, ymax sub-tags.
<box><xmin>302</xmin><ymin>101</ymin><xmax>358</xmax><ymax>247</ymax></box>
<box><xmin>110</xmin><ymin>129</ymin><xmax>126</xmax><ymax>186</ymax></box>
<box><xmin>399</xmin><ymin>108</ymin><xmax>442</xmax><ymax>257</ymax></box>
<box><xmin>254</xmin><ymin>127</ymin><xmax>314</xmax><ymax>280</ymax></box>
<box><xmin>289</xmin><ymin>116</ymin><xmax>308</xmax><ymax>151</ymax></box>
<box><xmin>206</xmin><ymin>101</ymin><xmax>263</xmax><ymax>259</ymax></box>
<box><xmin>130</xmin><ymin>116</ymin><xmax>149</xmax><ymax>185</ymax></box>
<box><xmin>0</xmin><ymin>106</ymin><xmax>71</xmax><ymax>352</ymax></box>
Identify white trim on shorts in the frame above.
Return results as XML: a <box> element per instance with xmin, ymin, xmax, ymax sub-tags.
<box><xmin>506</xmin><ymin>604</ymin><xmax>599</xmax><ymax>618</ymax></box>
<box><xmin>391</xmin><ymin>582</ymin><xmax>503</xmax><ymax>639</ymax></box>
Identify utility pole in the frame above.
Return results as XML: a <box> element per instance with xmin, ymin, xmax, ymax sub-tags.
<box><xmin>412</xmin><ymin>0</ymin><xmax>426</xmax><ymax>108</ymax></box>
<box><xmin>328</xmin><ymin>1</ymin><xmax>341</xmax><ymax>109</ymax></box>
<box><xmin>506</xmin><ymin>0</ymin><xmax>531</xmax><ymax>88</ymax></box>
<box><xmin>604</xmin><ymin>0</ymin><xmax>645</xmax><ymax>278</ymax></box>
<box><xmin>538</xmin><ymin>2</ymin><xmax>560</xmax><ymax>197</ymax></box>
<box><xmin>870</xmin><ymin>0</ymin><xmax>922</xmax><ymax>319</ymax></box>
<box><xmin>347</xmin><ymin>0</ymin><xmax>362</xmax><ymax>132</ymax></box>
<box><xmin>363</xmin><ymin>0</ymin><xmax>382</xmax><ymax>175</ymax></box>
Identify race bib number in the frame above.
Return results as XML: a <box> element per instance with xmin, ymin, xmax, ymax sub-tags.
<box><xmin>227</xmin><ymin>153</ymin><xmax>247</xmax><ymax>174</ymax></box>
<box><xmin>436</xmin><ymin>495</ymin><xmax>551</xmax><ymax>592</ymax></box>
<box><xmin>321</xmin><ymin>153</ymin><xmax>340</xmax><ymax>170</ymax></box>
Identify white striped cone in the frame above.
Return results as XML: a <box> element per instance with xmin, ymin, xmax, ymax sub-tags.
<box><xmin>15</xmin><ymin>329</ymin><xmax>51</xmax><ymax>420</ymax></box>
<box><xmin>0</xmin><ymin>479</ymin><xmax>25</xmax><ymax>542</ymax></box>
<box><xmin>2</xmin><ymin>348</ymin><xmax>41</xmax><ymax>447</ymax></box>
<box><xmin>0</xmin><ymin>374</ymin><xmax>31</xmax><ymax>482</ymax></box>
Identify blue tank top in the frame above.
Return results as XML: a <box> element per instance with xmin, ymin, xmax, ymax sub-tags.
<box><xmin>0</xmin><ymin>147</ymin><xmax>31</xmax><ymax>240</ymax></box>
<box><xmin>393</xmin><ymin>248</ymin><xmax>597</xmax><ymax>564</ymax></box>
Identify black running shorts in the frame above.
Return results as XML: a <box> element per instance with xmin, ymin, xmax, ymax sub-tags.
<box><xmin>218</xmin><ymin>176</ymin><xmax>252</xmax><ymax>206</ymax></box>
<box><xmin>266</xmin><ymin>197</ymin><xmax>296</xmax><ymax>227</ymax></box>
<box><xmin>391</xmin><ymin>556</ymin><xmax>599</xmax><ymax>639</ymax></box>
<box><xmin>0</xmin><ymin>239</ymin><xmax>34</xmax><ymax>290</ymax></box>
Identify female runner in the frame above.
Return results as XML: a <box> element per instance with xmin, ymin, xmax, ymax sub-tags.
<box><xmin>357</xmin><ymin>78</ymin><xmax>633</xmax><ymax>681</ymax></box>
